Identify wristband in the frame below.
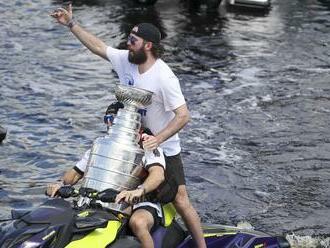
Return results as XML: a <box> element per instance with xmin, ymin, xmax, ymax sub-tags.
<box><xmin>67</xmin><ymin>19</ymin><xmax>76</xmax><ymax>29</ymax></box>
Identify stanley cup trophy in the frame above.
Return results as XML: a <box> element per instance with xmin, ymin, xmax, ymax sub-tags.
<box><xmin>80</xmin><ymin>84</ymin><xmax>153</xmax><ymax>212</ymax></box>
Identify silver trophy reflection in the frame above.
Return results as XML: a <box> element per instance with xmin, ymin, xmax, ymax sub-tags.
<box><xmin>79</xmin><ymin>84</ymin><xmax>153</xmax><ymax>212</ymax></box>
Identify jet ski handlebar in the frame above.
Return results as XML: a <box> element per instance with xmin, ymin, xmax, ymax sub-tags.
<box><xmin>57</xmin><ymin>186</ymin><xmax>118</xmax><ymax>203</ymax></box>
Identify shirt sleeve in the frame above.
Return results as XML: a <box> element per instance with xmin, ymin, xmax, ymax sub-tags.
<box><xmin>106</xmin><ymin>46</ymin><xmax>129</xmax><ymax>79</ymax></box>
<box><xmin>160</xmin><ymin>76</ymin><xmax>186</xmax><ymax>112</ymax></box>
<box><xmin>143</xmin><ymin>148</ymin><xmax>166</xmax><ymax>170</ymax></box>
<box><xmin>74</xmin><ymin>149</ymin><xmax>90</xmax><ymax>173</ymax></box>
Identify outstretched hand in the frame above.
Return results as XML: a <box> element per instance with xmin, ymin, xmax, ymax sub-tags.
<box><xmin>50</xmin><ymin>3</ymin><xmax>73</xmax><ymax>26</ymax></box>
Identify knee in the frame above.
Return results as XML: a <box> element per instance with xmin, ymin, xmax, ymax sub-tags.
<box><xmin>129</xmin><ymin>215</ymin><xmax>147</xmax><ymax>233</ymax></box>
<box><xmin>173</xmin><ymin>187</ymin><xmax>192</xmax><ymax>211</ymax></box>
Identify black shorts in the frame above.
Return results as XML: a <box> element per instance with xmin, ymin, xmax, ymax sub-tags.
<box><xmin>133</xmin><ymin>206</ymin><xmax>161</xmax><ymax>233</ymax></box>
<box><xmin>164</xmin><ymin>153</ymin><xmax>186</xmax><ymax>186</ymax></box>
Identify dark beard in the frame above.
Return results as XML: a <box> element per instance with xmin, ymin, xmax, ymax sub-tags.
<box><xmin>128</xmin><ymin>47</ymin><xmax>147</xmax><ymax>64</ymax></box>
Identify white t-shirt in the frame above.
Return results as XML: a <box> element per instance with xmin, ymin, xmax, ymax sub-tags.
<box><xmin>106</xmin><ymin>46</ymin><xmax>186</xmax><ymax>156</ymax></box>
<box><xmin>75</xmin><ymin>149</ymin><xmax>90</xmax><ymax>173</ymax></box>
<box><xmin>75</xmin><ymin>148</ymin><xmax>166</xmax><ymax>218</ymax></box>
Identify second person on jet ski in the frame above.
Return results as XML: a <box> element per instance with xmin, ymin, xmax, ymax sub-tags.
<box><xmin>46</xmin><ymin>103</ymin><xmax>174</xmax><ymax>248</ymax></box>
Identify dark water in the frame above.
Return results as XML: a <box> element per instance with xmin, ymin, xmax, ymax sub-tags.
<box><xmin>1</xmin><ymin>0</ymin><xmax>330</xmax><ymax>244</ymax></box>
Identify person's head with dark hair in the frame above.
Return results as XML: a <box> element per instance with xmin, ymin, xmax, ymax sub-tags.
<box><xmin>127</xmin><ymin>23</ymin><xmax>164</xmax><ymax>64</ymax></box>
<box><xmin>103</xmin><ymin>101</ymin><xmax>124</xmax><ymax>132</ymax></box>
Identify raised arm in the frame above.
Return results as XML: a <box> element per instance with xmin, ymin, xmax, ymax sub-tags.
<box><xmin>50</xmin><ymin>4</ymin><xmax>108</xmax><ymax>60</ymax></box>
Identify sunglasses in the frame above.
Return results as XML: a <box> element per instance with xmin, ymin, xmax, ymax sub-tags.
<box><xmin>127</xmin><ymin>35</ymin><xmax>138</xmax><ymax>45</ymax></box>
<box><xmin>104</xmin><ymin>114</ymin><xmax>114</xmax><ymax>124</ymax></box>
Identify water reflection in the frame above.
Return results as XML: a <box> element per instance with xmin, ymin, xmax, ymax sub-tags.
<box><xmin>1</xmin><ymin>0</ymin><xmax>330</xmax><ymax>242</ymax></box>
<box><xmin>52</xmin><ymin>0</ymin><xmax>114</xmax><ymax>6</ymax></box>
<box><xmin>180</xmin><ymin>6</ymin><xmax>226</xmax><ymax>35</ymax></box>
<box><xmin>318</xmin><ymin>0</ymin><xmax>330</xmax><ymax>10</ymax></box>
<box><xmin>119</xmin><ymin>5</ymin><xmax>166</xmax><ymax>48</ymax></box>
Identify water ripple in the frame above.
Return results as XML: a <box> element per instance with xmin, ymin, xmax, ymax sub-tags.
<box><xmin>0</xmin><ymin>0</ymin><xmax>330</xmax><ymax>242</ymax></box>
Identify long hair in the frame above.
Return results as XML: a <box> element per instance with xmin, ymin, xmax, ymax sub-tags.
<box><xmin>150</xmin><ymin>42</ymin><xmax>165</xmax><ymax>59</ymax></box>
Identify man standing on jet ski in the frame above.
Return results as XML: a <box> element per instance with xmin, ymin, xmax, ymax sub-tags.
<box><xmin>50</xmin><ymin>4</ymin><xmax>206</xmax><ymax>248</ymax></box>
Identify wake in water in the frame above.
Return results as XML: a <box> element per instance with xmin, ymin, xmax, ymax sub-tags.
<box><xmin>286</xmin><ymin>234</ymin><xmax>330</xmax><ymax>248</ymax></box>
<box><xmin>236</xmin><ymin>222</ymin><xmax>330</xmax><ymax>248</ymax></box>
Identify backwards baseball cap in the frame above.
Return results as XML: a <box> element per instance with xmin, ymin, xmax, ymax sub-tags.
<box><xmin>131</xmin><ymin>23</ymin><xmax>161</xmax><ymax>44</ymax></box>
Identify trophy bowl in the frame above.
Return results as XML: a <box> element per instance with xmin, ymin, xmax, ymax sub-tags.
<box><xmin>115</xmin><ymin>84</ymin><xmax>153</xmax><ymax>108</ymax></box>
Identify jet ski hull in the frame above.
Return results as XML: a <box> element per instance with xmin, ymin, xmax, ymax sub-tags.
<box><xmin>0</xmin><ymin>198</ymin><xmax>290</xmax><ymax>248</ymax></box>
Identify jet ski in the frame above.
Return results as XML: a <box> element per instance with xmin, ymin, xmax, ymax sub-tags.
<box><xmin>0</xmin><ymin>186</ymin><xmax>291</xmax><ymax>248</ymax></box>
<box><xmin>227</xmin><ymin>0</ymin><xmax>271</xmax><ymax>9</ymax></box>
<box><xmin>0</xmin><ymin>125</ymin><xmax>6</xmax><ymax>143</ymax></box>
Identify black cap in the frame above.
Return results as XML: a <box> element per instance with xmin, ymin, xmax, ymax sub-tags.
<box><xmin>131</xmin><ymin>23</ymin><xmax>161</xmax><ymax>44</ymax></box>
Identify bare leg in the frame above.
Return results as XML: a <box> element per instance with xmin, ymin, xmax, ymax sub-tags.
<box><xmin>129</xmin><ymin>209</ymin><xmax>155</xmax><ymax>248</ymax></box>
<box><xmin>173</xmin><ymin>185</ymin><xmax>206</xmax><ymax>248</ymax></box>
